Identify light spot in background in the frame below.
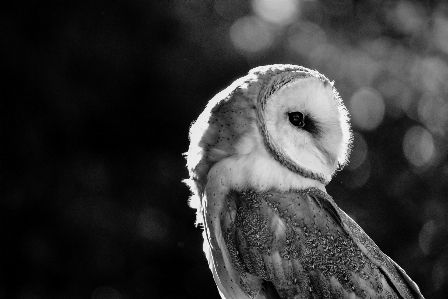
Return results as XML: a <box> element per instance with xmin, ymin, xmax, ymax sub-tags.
<box><xmin>390</xmin><ymin>1</ymin><xmax>424</xmax><ymax>35</ymax></box>
<box><xmin>344</xmin><ymin>158</ymin><xmax>371</xmax><ymax>188</ymax></box>
<box><xmin>346</xmin><ymin>51</ymin><xmax>381</xmax><ymax>87</ymax></box>
<box><xmin>419</xmin><ymin>219</ymin><xmax>436</xmax><ymax>255</ymax></box>
<box><xmin>412</xmin><ymin>57</ymin><xmax>448</xmax><ymax>94</ymax></box>
<box><xmin>433</xmin><ymin>15</ymin><xmax>448</xmax><ymax>55</ymax></box>
<box><xmin>230</xmin><ymin>16</ymin><xmax>273</xmax><ymax>53</ymax></box>
<box><xmin>137</xmin><ymin>208</ymin><xmax>169</xmax><ymax>244</ymax></box>
<box><xmin>308</xmin><ymin>43</ymin><xmax>341</xmax><ymax>78</ymax></box>
<box><xmin>403</xmin><ymin>126</ymin><xmax>435</xmax><ymax>167</ymax></box>
<box><xmin>386</xmin><ymin>45</ymin><xmax>413</xmax><ymax>89</ymax></box>
<box><xmin>252</xmin><ymin>0</ymin><xmax>299</xmax><ymax>25</ymax></box>
<box><xmin>91</xmin><ymin>286</ymin><xmax>123</xmax><ymax>299</ymax></box>
<box><xmin>364</xmin><ymin>37</ymin><xmax>394</xmax><ymax>60</ymax></box>
<box><xmin>424</xmin><ymin>199</ymin><xmax>448</xmax><ymax>228</ymax></box>
<box><xmin>418</xmin><ymin>93</ymin><xmax>448</xmax><ymax>136</ymax></box>
<box><xmin>346</xmin><ymin>132</ymin><xmax>368</xmax><ymax>170</ymax></box>
<box><xmin>349</xmin><ymin>87</ymin><xmax>385</xmax><ymax>131</ymax></box>
<box><xmin>287</xmin><ymin>21</ymin><xmax>327</xmax><ymax>57</ymax></box>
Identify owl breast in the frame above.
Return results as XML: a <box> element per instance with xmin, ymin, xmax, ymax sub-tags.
<box><xmin>220</xmin><ymin>188</ymin><xmax>402</xmax><ymax>299</ymax></box>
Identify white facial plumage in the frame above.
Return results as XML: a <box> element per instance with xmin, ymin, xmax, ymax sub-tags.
<box><xmin>185</xmin><ymin>65</ymin><xmax>350</xmax><ymax>201</ymax></box>
<box><xmin>184</xmin><ymin>65</ymin><xmax>423</xmax><ymax>299</ymax></box>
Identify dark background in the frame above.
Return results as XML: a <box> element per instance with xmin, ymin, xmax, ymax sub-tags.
<box><xmin>1</xmin><ymin>1</ymin><xmax>447</xmax><ymax>298</ymax></box>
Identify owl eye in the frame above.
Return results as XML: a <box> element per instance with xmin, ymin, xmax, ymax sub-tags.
<box><xmin>288</xmin><ymin>112</ymin><xmax>305</xmax><ymax>128</ymax></box>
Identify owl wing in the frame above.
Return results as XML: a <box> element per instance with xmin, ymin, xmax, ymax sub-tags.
<box><xmin>201</xmin><ymin>181</ymin><xmax>263</xmax><ymax>299</ymax></box>
<box><xmin>217</xmin><ymin>188</ymin><xmax>424</xmax><ymax>299</ymax></box>
<box><xmin>319</xmin><ymin>189</ymin><xmax>425</xmax><ymax>299</ymax></box>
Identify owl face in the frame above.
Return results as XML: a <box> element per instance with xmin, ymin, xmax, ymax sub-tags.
<box><xmin>260</xmin><ymin>76</ymin><xmax>348</xmax><ymax>183</ymax></box>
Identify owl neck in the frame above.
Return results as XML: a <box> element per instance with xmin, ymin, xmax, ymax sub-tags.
<box><xmin>208</xmin><ymin>140</ymin><xmax>326</xmax><ymax>193</ymax></box>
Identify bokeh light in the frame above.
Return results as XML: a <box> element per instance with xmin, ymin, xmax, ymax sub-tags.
<box><xmin>251</xmin><ymin>0</ymin><xmax>299</xmax><ymax>25</ymax></box>
<box><xmin>413</xmin><ymin>57</ymin><xmax>448</xmax><ymax>95</ymax></box>
<box><xmin>418</xmin><ymin>92</ymin><xmax>448</xmax><ymax>136</ymax></box>
<box><xmin>287</xmin><ymin>21</ymin><xmax>327</xmax><ymax>57</ymax></box>
<box><xmin>344</xmin><ymin>158</ymin><xmax>371</xmax><ymax>189</ymax></box>
<box><xmin>390</xmin><ymin>1</ymin><xmax>425</xmax><ymax>35</ymax></box>
<box><xmin>403</xmin><ymin>126</ymin><xmax>435</xmax><ymax>168</ymax></box>
<box><xmin>230</xmin><ymin>16</ymin><xmax>273</xmax><ymax>53</ymax></box>
<box><xmin>346</xmin><ymin>132</ymin><xmax>368</xmax><ymax>170</ymax></box>
<box><xmin>419</xmin><ymin>219</ymin><xmax>436</xmax><ymax>255</ymax></box>
<box><xmin>349</xmin><ymin>88</ymin><xmax>385</xmax><ymax>131</ymax></box>
<box><xmin>434</xmin><ymin>14</ymin><xmax>448</xmax><ymax>55</ymax></box>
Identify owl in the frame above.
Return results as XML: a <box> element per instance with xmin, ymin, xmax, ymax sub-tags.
<box><xmin>184</xmin><ymin>65</ymin><xmax>424</xmax><ymax>299</ymax></box>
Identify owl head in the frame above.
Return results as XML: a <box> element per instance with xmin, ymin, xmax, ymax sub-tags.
<box><xmin>185</xmin><ymin>64</ymin><xmax>352</xmax><ymax>199</ymax></box>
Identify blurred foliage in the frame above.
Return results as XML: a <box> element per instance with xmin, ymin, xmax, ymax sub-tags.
<box><xmin>0</xmin><ymin>0</ymin><xmax>447</xmax><ymax>298</ymax></box>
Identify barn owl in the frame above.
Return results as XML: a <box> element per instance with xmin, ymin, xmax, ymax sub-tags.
<box><xmin>184</xmin><ymin>64</ymin><xmax>424</xmax><ymax>299</ymax></box>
